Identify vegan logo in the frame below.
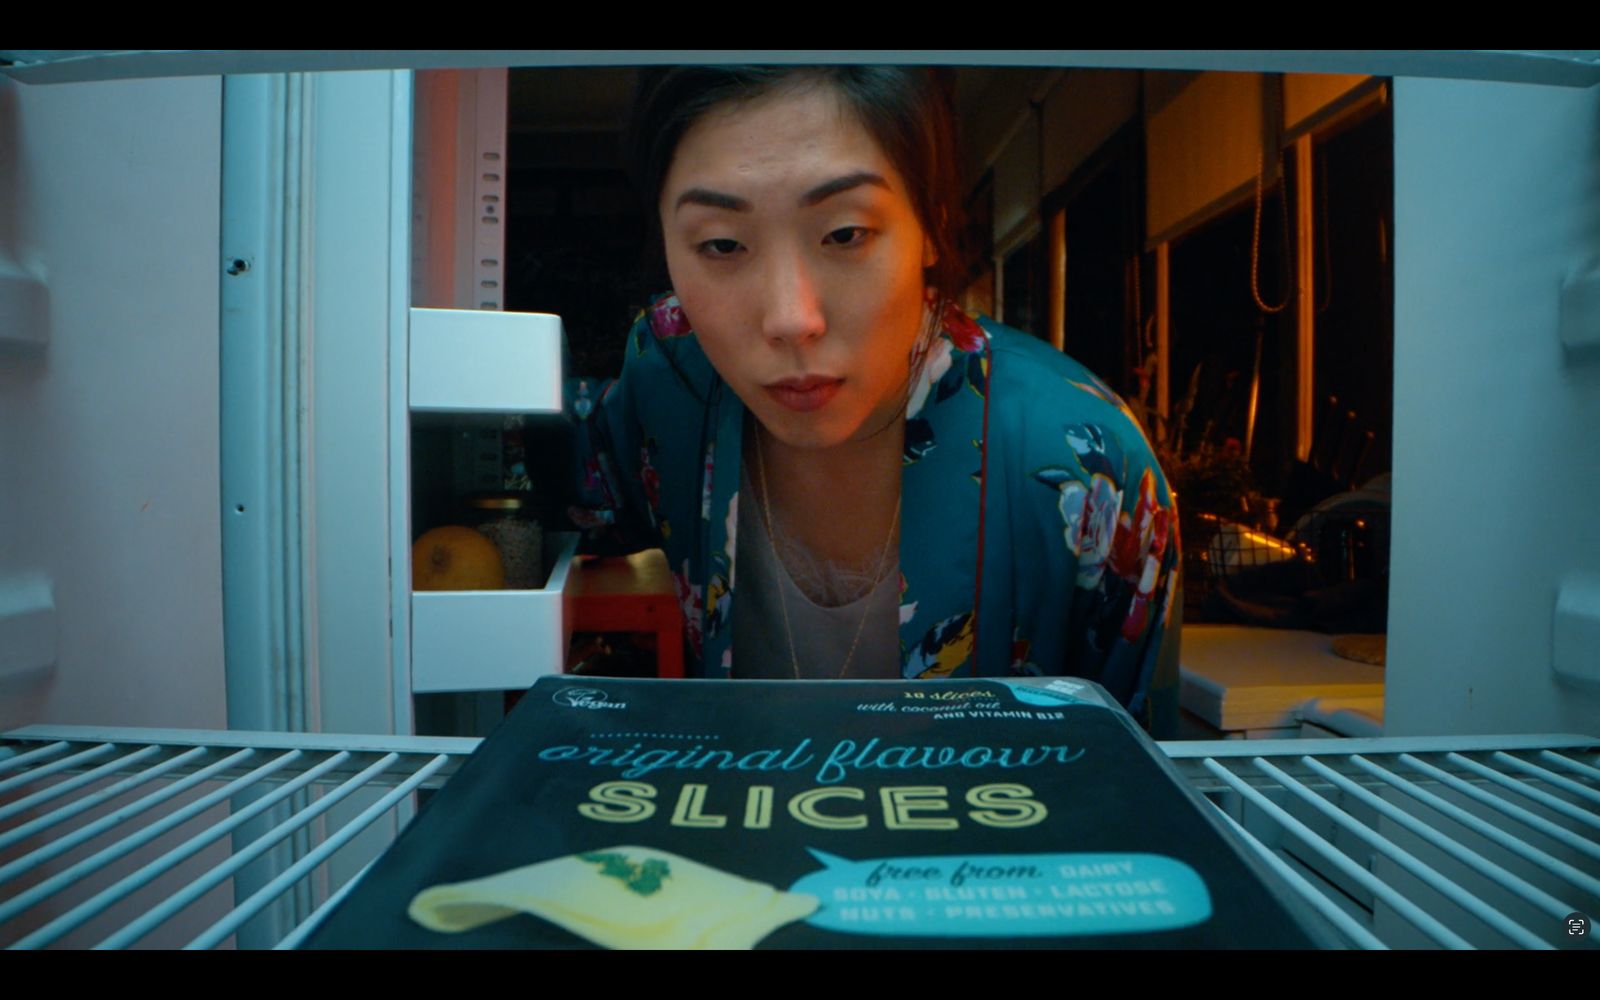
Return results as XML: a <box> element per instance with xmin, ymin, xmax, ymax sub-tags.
<box><xmin>553</xmin><ymin>687</ymin><xmax>627</xmax><ymax>711</ymax></box>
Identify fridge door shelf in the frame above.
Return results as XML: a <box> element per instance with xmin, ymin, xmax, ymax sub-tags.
<box><xmin>408</xmin><ymin>307</ymin><xmax>563</xmax><ymax>414</ymax></box>
<box><xmin>410</xmin><ymin>531</ymin><xmax>579</xmax><ymax>693</ymax></box>
<box><xmin>2</xmin><ymin>728</ymin><xmax>1595</xmax><ymax>950</ymax></box>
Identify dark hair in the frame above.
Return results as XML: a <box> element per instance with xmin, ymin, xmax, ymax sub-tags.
<box><xmin>624</xmin><ymin>65</ymin><xmax>966</xmax><ymax>301</ymax></box>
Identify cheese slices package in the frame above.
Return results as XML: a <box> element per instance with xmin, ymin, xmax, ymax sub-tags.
<box><xmin>302</xmin><ymin>677</ymin><xmax>1334</xmax><ymax>949</ymax></box>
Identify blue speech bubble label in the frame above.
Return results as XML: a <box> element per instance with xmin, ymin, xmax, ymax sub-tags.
<box><xmin>1006</xmin><ymin>678</ymin><xmax>1104</xmax><ymax>708</ymax></box>
<box><xmin>793</xmin><ymin>850</ymin><xmax>1211</xmax><ymax>938</ymax></box>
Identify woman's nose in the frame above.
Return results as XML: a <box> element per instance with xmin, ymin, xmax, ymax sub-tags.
<box><xmin>761</xmin><ymin>251</ymin><xmax>825</xmax><ymax>348</ymax></box>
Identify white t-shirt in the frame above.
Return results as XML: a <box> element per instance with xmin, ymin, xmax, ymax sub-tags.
<box><xmin>731</xmin><ymin>464</ymin><xmax>900</xmax><ymax>680</ymax></box>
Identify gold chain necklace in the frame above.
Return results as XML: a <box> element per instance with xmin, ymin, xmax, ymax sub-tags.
<box><xmin>753</xmin><ymin>425</ymin><xmax>900</xmax><ymax>680</ymax></box>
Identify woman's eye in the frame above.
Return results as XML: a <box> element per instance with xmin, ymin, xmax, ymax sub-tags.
<box><xmin>697</xmin><ymin>238</ymin><xmax>743</xmax><ymax>258</ymax></box>
<box><xmin>822</xmin><ymin>226</ymin><xmax>871</xmax><ymax>248</ymax></box>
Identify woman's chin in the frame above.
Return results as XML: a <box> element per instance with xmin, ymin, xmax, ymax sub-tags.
<box><xmin>742</xmin><ymin>382</ymin><xmax>905</xmax><ymax>453</ymax></box>
<box><xmin>760</xmin><ymin>409</ymin><xmax>907</xmax><ymax>455</ymax></box>
<box><xmin>760</xmin><ymin>417</ymin><xmax>853</xmax><ymax>451</ymax></box>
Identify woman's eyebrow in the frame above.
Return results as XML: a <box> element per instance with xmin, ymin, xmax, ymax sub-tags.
<box><xmin>672</xmin><ymin>172</ymin><xmax>889</xmax><ymax>214</ymax></box>
<box><xmin>800</xmin><ymin>171</ymin><xmax>889</xmax><ymax>207</ymax></box>
<box><xmin>674</xmin><ymin>188</ymin><xmax>750</xmax><ymax>213</ymax></box>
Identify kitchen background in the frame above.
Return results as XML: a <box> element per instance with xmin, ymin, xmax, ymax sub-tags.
<box><xmin>5</xmin><ymin>53</ymin><xmax>1594</xmax><ymax>743</ymax></box>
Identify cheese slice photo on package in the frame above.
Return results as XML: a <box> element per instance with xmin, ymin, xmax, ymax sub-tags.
<box><xmin>408</xmin><ymin>846</ymin><xmax>819</xmax><ymax>950</ymax></box>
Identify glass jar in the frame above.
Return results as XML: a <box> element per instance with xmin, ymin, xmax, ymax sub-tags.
<box><xmin>465</xmin><ymin>493</ymin><xmax>544</xmax><ymax>590</ymax></box>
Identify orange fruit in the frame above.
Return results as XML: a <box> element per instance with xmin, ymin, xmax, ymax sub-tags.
<box><xmin>412</xmin><ymin>526</ymin><xmax>506</xmax><ymax>591</ymax></box>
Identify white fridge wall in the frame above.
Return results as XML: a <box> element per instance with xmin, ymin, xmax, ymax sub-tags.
<box><xmin>307</xmin><ymin>71</ymin><xmax>409</xmax><ymax>739</ymax></box>
<box><xmin>0</xmin><ymin>75</ymin><xmax>226</xmax><ymax>733</ymax></box>
<box><xmin>1388</xmin><ymin>76</ymin><xmax>1600</xmax><ymax>736</ymax></box>
<box><xmin>0</xmin><ymin>74</ymin><xmax>238</xmax><ymax>950</ymax></box>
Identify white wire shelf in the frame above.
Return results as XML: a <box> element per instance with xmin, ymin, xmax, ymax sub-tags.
<box><xmin>0</xmin><ymin>725</ymin><xmax>478</xmax><ymax>950</ymax></box>
<box><xmin>2</xmin><ymin>725</ymin><xmax>1596</xmax><ymax>949</ymax></box>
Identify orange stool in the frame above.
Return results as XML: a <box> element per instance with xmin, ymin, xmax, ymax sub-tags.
<box><xmin>570</xmin><ymin>548</ymin><xmax>684</xmax><ymax>678</ymax></box>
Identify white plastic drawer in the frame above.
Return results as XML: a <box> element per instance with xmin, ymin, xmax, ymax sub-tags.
<box><xmin>410</xmin><ymin>532</ymin><xmax>579</xmax><ymax>693</ymax></box>
<box><xmin>408</xmin><ymin>308</ymin><xmax>563</xmax><ymax>414</ymax></box>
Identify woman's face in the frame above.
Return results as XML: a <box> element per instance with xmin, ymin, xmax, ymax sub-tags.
<box><xmin>659</xmin><ymin>83</ymin><xmax>934</xmax><ymax>451</ymax></box>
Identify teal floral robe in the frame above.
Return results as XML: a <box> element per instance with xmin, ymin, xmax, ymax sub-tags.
<box><xmin>570</xmin><ymin>296</ymin><xmax>1181</xmax><ymax>733</ymax></box>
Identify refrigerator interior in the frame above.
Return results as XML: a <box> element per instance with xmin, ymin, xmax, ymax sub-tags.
<box><xmin>0</xmin><ymin>51</ymin><xmax>1597</xmax><ymax>948</ymax></box>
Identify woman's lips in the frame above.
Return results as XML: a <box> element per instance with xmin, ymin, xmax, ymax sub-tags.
<box><xmin>764</xmin><ymin>376</ymin><xmax>843</xmax><ymax>413</ymax></box>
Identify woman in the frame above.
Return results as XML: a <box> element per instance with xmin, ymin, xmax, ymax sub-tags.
<box><xmin>570</xmin><ymin>66</ymin><xmax>1181</xmax><ymax>733</ymax></box>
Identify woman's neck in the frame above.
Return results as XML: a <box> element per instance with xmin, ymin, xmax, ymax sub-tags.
<box><xmin>750</xmin><ymin>414</ymin><xmax>903</xmax><ymax>574</ymax></box>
